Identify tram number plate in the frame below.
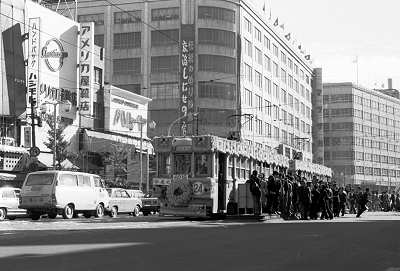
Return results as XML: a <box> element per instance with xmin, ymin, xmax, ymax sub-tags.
<box><xmin>192</xmin><ymin>182</ymin><xmax>204</xmax><ymax>195</ymax></box>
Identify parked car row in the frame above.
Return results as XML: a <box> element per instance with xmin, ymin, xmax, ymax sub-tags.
<box><xmin>0</xmin><ymin>170</ymin><xmax>159</xmax><ymax>221</ymax></box>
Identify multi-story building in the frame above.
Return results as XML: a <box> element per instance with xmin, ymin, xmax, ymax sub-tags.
<box><xmin>318</xmin><ymin>82</ymin><xmax>400</xmax><ymax>189</ymax></box>
<box><xmin>61</xmin><ymin>0</ymin><xmax>314</xmax><ymax>162</ymax></box>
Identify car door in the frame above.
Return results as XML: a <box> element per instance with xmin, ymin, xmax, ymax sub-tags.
<box><xmin>121</xmin><ymin>190</ymin><xmax>134</xmax><ymax>213</ymax></box>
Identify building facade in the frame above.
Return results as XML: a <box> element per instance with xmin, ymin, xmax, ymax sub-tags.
<box><xmin>319</xmin><ymin>82</ymin><xmax>400</xmax><ymax>189</ymax></box>
<box><xmin>60</xmin><ymin>0</ymin><xmax>314</xmax><ymax>161</ymax></box>
<box><xmin>0</xmin><ymin>0</ymin><xmax>152</xmax><ymax>189</ymax></box>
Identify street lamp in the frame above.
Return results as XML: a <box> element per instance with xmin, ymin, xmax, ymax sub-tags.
<box><xmin>40</xmin><ymin>100</ymin><xmax>72</xmax><ymax>169</ymax></box>
<box><xmin>129</xmin><ymin>118</ymin><xmax>156</xmax><ymax>193</ymax></box>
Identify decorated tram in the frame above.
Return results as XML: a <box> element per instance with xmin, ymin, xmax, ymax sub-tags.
<box><xmin>152</xmin><ymin>135</ymin><xmax>332</xmax><ymax>218</ymax></box>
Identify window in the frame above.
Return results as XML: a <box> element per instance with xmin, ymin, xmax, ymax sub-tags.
<box><xmin>244</xmin><ymin>63</ymin><xmax>252</xmax><ymax>82</ymax></box>
<box><xmin>255</xmin><ymin>94</ymin><xmax>262</xmax><ymax>112</ymax></box>
<box><xmin>114</xmin><ymin>32</ymin><xmax>141</xmax><ymax>49</ymax></box>
<box><xmin>280</xmin><ymin>52</ymin><xmax>286</xmax><ymax>64</ymax></box>
<box><xmin>255</xmin><ymin>47</ymin><xmax>262</xmax><ymax>65</ymax></box>
<box><xmin>114</xmin><ymin>10</ymin><xmax>141</xmax><ymax>24</ymax></box>
<box><xmin>254</xmin><ymin>27</ymin><xmax>261</xmax><ymax>42</ymax></box>
<box><xmin>244</xmin><ymin>18</ymin><xmax>252</xmax><ymax>33</ymax></box>
<box><xmin>174</xmin><ymin>154</ymin><xmax>191</xmax><ymax>174</ymax></box>
<box><xmin>94</xmin><ymin>34</ymin><xmax>104</xmax><ymax>47</ymax></box>
<box><xmin>151</xmin><ymin>7</ymin><xmax>179</xmax><ymax>21</ymax></box>
<box><xmin>78</xmin><ymin>13</ymin><xmax>104</xmax><ymax>25</ymax></box>
<box><xmin>244</xmin><ymin>39</ymin><xmax>252</xmax><ymax>57</ymax></box>
<box><xmin>273</xmin><ymin>44</ymin><xmax>278</xmax><ymax>57</ymax></box>
<box><xmin>113</xmin><ymin>58</ymin><xmax>141</xmax><ymax>74</ymax></box>
<box><xmin>264</xmin><ymin>36</ymin><xmax>270</xmax><ymax>50</ymax></box>
<box><xmin>273</xmin><ymin>62</ymin><xmax>279</xmax><ymax>78</ymax></box>
<box><xmin>273</xmin><ymin>83</ymin><xmax>279</xmax><ymax>100</ymax></box>
<box><xmin>149</xmin><ymin>82</ymin><xmax>179</xmax><ymax>99</ymax></box>
<box><xmin>288</xmin><ymin>75</ymin><xmax>293</xmax><ymax>89</ymax></box>
<box><xmin>255</xmin><ymin>71</ymin><xmax>262</xmax><ymax>89</ymax></box>
<box><xmin>288</xmin><ymin>58</ymin><xmax>293</xmax><ymax>70</ymax></box>
<box><xmin>281</xmin><ymin>69</ymin><xmax>286</xmax><ymax>84</ymax></box>
<box><xmin>264</xmin><ymin>77</ymin><xmax>271</xmax><ymax>95</ymax></box>
<box><xmin>198</xmin><ymin>82</ymin><xmax>235</xmax><ymax>100</ymax></box>
<box><xmin>77</xmin><ymin>175</ymin><xmax>91</xmax><ymax>187</ymax></box>
<box><xmin>199</xmin><ymin>55</ymin><xmax>235</xmax><ymax>74</ymax></box>
<box><xmin>198</xmin><ymin>6</ymin><xmax>235</xmax><ymax>23</ymax></box>
<box><xmin>264</xmin><ymin>55</ymin><xmax>271</xmax><ymax>71</ymax></box>
<box><xmin>94</xmin><ymin>67</ymin><xmax>102</xmax><ymax>86</ymax></box>
<box><xmin>58</xmin><ymin>174</ymin><xmax>77</xmax><ymax>186</ymax></box>
<box><xmin>195</xmin><ymin>154</ymin><xmax>212</xmax><ymax>176</ymax></box>
<box><xmin>93</xmin><ymin>177</ymin><xmax>104</xmax><ymax>188</ymax></box>
<box><xmin>151</xmin><ymin>29</ymin><xmax>179</xmax><ymax>46</ymax></box>
<box><xmin>198</xmin><ymin>28</ymin><xmax>235</xmax><ymax>48</ymax></box>
<box><xmin>25</xmin><ymin>173</ymin><xmax>55</xmax><ymax>186</ymax></box>
<box><xmin>151</xmin><ymin>56</ymin><xmax>179</xmax><ymax>73</ymax></box>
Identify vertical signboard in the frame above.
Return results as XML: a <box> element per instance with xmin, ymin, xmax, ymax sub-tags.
<box><xmin>79</xmin><ymin>22</ymin><xmax>94</xmax><ymax>115</ymax></box>
<box><xmin>180</xmin><ymin>24</ymin><xmax>195</xmax><ymax>136</ymax></box>
<box><xmin>27</xmin><ymin>18</ymin><xmax>40</xmax><ymax>115</ymax></box>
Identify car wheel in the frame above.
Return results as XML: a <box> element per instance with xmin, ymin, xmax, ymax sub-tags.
<box><xmin>8</xmin><ymin>216</ymin><xmax>16</xmax><ymax>221</ymax></box>
<box><xmin>133</xmin><ymin>205</ymin><xmax>140</xmax><ymax>217</ymax></box>
<box><xmin>48</xmin><ymin>212</ymin><xmax>57</xmax><ymax>219</ymax></box>
<box><xmin>95</xmin><ymin>204</ymin><xmax>104</xmax><ymax>218</ymax></box>
<box><xmin>0</xmin><ymin>208</ymin><xmax>7</xmax><ymax>221</ymax></box>
<box><xmin>30</xmin><ymin>212</ymin><xmax>41</xmax><ymax>220</ymax></box>
<box><xmin>109</xmin><ymin>206</ymin><xmax>118</xmax><ymax>218</ymax></box>
<box><xmin>62</xmin><ymin>204</ymin><xmax>74</xmax><ymax>219</ymax></box>
<box><xmin>83</xmin><ymin>212</ymin><xmax>92</xmax><ymax>219</ymax></box>
<box><xmin>142</xmin><ymin>211</ymin><xmax>149</xmax><ymax>216</ymax></box>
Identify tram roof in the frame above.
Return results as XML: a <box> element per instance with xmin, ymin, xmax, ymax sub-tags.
<box><xmin>154</xmin><ymin>135</ymin><xmax>332</xmax><ymax>177</ymax></box>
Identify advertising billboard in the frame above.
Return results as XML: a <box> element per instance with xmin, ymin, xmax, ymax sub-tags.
<box><xmin>180</xmin><ymin>24</ymin><xmax>195</xmax><ymax>136</ymax></box>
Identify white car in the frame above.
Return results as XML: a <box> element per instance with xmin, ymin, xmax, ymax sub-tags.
<box><xmin>0</xmin><ymin>187</ymin><xmax>27</xmax><ymax>220</ymax></box>
<box><xmin>107</xmin><ymin>188</ymin><xmax>142</xmax><ymax>217</ymax></box>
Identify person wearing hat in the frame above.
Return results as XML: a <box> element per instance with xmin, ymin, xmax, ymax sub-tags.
<box><xmin>248</xmin><ymin>170</ymin><xmax>262</xmax><ymax>216</ymax></box>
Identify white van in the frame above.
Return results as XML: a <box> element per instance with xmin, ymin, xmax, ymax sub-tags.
<box><xmin>20</xmin><ymin>171</ymin><xmax>110</xmax><ymax>220</ymax></box>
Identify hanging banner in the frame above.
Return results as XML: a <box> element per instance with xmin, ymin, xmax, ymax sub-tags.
<box><xmin>79</xmin><ymin>22</ymin><xmax>94</xmax><ymax>115</ymax></box>
<box><xmin>27</xmin><ymin>17</ymin><xmax>40</xmax><ymax>115</ymax></box>
<box><xmin>180</xmin><ymin>24</ymin><xmax>195</xmax><ymax>136</ymax></box>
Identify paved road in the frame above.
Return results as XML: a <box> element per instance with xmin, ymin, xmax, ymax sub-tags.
<box><xmin>1</xmin><ymin>212</ymin><xmax>400</xmax><ymax>271</ymax></box>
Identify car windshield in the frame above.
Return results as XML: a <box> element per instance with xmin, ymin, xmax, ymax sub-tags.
<box><xmin>25</xmin><ymin>173</ymin><xmax>55</xmax><ymax>186</ymax></box>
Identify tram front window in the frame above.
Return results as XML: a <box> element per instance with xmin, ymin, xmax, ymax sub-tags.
<box><xmin>174</xmin><ymin>153</ymin><xmax>191</xmax><ymax>175</ymax></box>
<box><xmin>195</xmin><ymin>154</ymin><xmax>212</xmax><ymax>177</ymax></box>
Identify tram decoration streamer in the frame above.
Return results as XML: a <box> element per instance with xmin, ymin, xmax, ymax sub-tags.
<box><xmin>166</xmin><ymin>177</ymin><xmax>192</xmax><ymax>206</ymax></box>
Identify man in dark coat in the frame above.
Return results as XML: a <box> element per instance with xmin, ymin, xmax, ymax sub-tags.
<box><xmin>310</xmin><ymin>182</ymin><xmax>321</xmax><ymax>220</ymax></box>
<box><xmin>332</xmin><ymin>184</ymin><xmax>341</xmax><ymax>217</ymax></box>
<box><xmin>298</xmin><ymin>179</ymin><xmax>312</xmax><ymax>220</ymax></box>
<box><xmin>356</xmin><ymin>188</ymin><xmax>370</xmax><ymax>218</ymax></box>
<box><xmin>338</xmin><ymin>187</ymin><xmax>347</xmax><ymax>216</ymax></box>
<box><xmin>248</xmin><ymin>170</ymin><xmax>262</xmax><ymax>215</ymax></box>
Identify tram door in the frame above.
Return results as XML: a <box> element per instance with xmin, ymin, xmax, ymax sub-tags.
<box><xmin>217</xmin><ymin>152</ymin><xmax>227</xmax><ymax>212</ymax></box>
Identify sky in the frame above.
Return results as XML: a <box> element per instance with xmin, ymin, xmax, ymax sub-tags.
<box><xmin>250</xmin><ymin>0</ymin><xmax>400</xmax><ymax>89</ymax></box>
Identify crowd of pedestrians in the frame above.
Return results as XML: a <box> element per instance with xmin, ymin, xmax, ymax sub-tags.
<box><xmin>247</xmin><ymin>170</ymin><xmax>397</xmax><ymax>220</ymax></box>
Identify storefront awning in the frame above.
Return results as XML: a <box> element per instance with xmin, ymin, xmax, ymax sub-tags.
<box><xmin>83</xmin><ymin>130</ymin><xmax>153</xmax><ymax>155</ymax></box>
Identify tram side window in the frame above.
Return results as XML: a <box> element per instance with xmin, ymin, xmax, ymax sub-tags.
<box><xmin>195</xmin><ymin>154</ymin><xmax>212</xmax><ymax>177</ymax></box>
<box><xmin>174</xmin><ymin>154</ymin><xmax>191</xmax><ymax>175</ymax></box>
<box><xmin>158</xmin><ymin>153</ymin><xmax>171</xmax><ymax>176</ymax></box>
